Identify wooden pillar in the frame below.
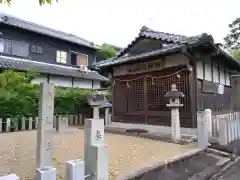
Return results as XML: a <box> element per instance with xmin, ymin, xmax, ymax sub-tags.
<box><xmin>144</xmin><ymin>77</ymin><xmax>148</xmax><ymax>124</ymax></box>
<box><xmin>112</xmin><ymin>78</ymin><xmax>115</xmax><ymax>122</ymax></box>
<box><xmin>189</xmin><ymin>61</ymin><xmax>197</xmax><ymax>128</ymax></box>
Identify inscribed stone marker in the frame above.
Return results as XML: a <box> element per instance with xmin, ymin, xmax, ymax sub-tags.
<box><xmin>36</xmin><ymin>83</ymin><xmax>55</xmax><ymax>169</ymax></box>
<box><xmin>84</xmin><ymin>118</ymin><xmax>104</xmax><ymax>178</ymax></box>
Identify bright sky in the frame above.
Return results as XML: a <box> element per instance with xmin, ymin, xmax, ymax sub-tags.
<box><xmin>0</xmin><ymin>0</ymin><xmax>239</xmax><ymax>48</ymax></box>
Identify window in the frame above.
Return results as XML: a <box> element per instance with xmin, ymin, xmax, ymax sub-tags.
<box><xmin>76</xmin><ymin>54</ymin><xmax>88</xmax><ymax>66</ymax></box>
<box><xmin>0</xmin><ymin>38</ymin><xmax>12</xmax><ymax>54</ymax></box>
<box><xmin>31</xmin><ymin>45</ymin><xmax>43</xmax><ymax>54</ymax></box>
<box><xmin>11</xmin><ymin>40</ymin><xmax>29</xmax><ymax>57</ymax></box>
<box><xmin>0</xmin><ymin>38</ymin><xmax>29</xmax><ymax>57</ymax></box>
<box><xmin>4</xmin><ymin>39</ymin><xmax>12</xmax><ymax>54</ymax></box>
<box><xmin>56</xmin><ymin>50</ymin><xmax>67</xmax><ymax>64</ymax></box>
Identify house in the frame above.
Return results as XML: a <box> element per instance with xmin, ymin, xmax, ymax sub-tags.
<box><xmin>0</xmin><ymin>13</ymin><xmax>108</xmax><ymax>89</ymax></box>
<box><xmin>94</xmin><ymin>26</ymin><xmax>240</xmax><ymax>128</ymax></box>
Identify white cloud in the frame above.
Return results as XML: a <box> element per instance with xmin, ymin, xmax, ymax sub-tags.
<box><xmin>0</xmin><ymin>0</ymin><xmax>239</xmax><ymax>47</ymax></box>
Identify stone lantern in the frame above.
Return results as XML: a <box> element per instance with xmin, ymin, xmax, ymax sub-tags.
<box><xmin>86</xmin><ymin>93</ymin><xmax>112</xmax><ymax>126</ymax></box>
<box><xmin>165</xmin><ymin>83</ymin><xmax>185</xmax><ymax>142</ymax></box>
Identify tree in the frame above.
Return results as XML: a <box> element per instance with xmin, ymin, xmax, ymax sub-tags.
<box><xmin>96</xmin><ymin>44</ymin><xmax>117</xmax><ymax>61</ymax></box>
<box><xmin>232</xmin><ymin>49</ymin><xmax>240</xmax><ymax>60</ymax></box>
<box><xmin>0</xmin><ymin>0</ymin><xmax>57</xmax><ymax>6</ymax></box>
<box><xmin>224</xmin><ymin>17</ymin><xmax>240</xmax><ymax>50</ymax></box>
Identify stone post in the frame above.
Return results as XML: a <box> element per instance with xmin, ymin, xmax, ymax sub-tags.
<box><xmin>36</xmin><ymin>166</ymin><xmax>56</xmax><ymax>180</ymax></box>
<box><xmin>0</xmin><ymin>118</ymin><xmax>2</xmax><ymax>133</ymax></box>
<box><xmin>12</xmin><ymin>118</ymin><xmax>18</xmax><ymax>132</ymax></box>
<box><xmin>66</xmin><ymin>159</ymin><xmax>84</xmax><ymax>180</ymax></box>
<box><xmin>205</xmin><ymin>109</ymin><xmax>212</xmax><ymax>137</ymax></box>
<box><xmin>69</xmin><ymin>115</ymin><xmax>74</xmax><ymax>125</ymax></box>
<box><xmin>35</xmin><ymin>116</ymin><xmax>39</xmax><ymax>129</ymax></box>
<box><xmin>79</xmin><ymin>113</ymin><xmax>83</xmax><ymax>125</ymax></box>
<box><xmin>57</xmin><ymin>116</ymin><xmax>69</xmax><ymax>133</ymax></box>
<box><xmin>21</xmin><ymin>117</ymin><xmax>25</xmax><ymax>131</ymax></box>
<box><xmin>197</xmin><ymin>111</ymin><xmax>209</xmax><ymax>149</ymax></box>
<box><xmin>84</xmin><ymin>118</ymin><xmax>104</xmax><ymax>178</ymax></box>
<box><xmin>6</xmin><ymin>118</ymin><xmax>10</xmax><ymax>132</ymax></box>
<box><xmin>89</xmin><ymin>145</ymin><xmax>108</xmax><ymax>180</ymax></box>
<box><xmin>105</xmin><ymin>108</ymin><xmax>110</xmax><ymax>126</ymax></box>
<box><xmin>29</xmin><ymin>117</ymin><xmax>33</xmax><ymax>130</ymax></box>
<box><xmin>93</xmin><ymin>107</ymin><xmax>100</xmax><ymax>119</ymax></box>
<box><xmin>74</xmin><ymin>115</ymin><xmax>78</xmax><ymax>125</ymax></box>
<box><xmin>36</xmin><ymin>83</ymin><xmax>55</xmax><ymax>169</ymax></box>
<box><xmin>219</xmin><ymin>115</ymin><xmax>229</xmax><ymax>145</ymax></box>
<box><xmin>0</xmin><ymin>174</ymin><xmax>20</xmax><ymax>180</ymax></box>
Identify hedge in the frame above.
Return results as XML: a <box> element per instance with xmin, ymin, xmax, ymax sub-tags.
<box><xmin>0</xmin><ymin>70</ymin><xmax>93</xmax><ymax>118</ymax></box>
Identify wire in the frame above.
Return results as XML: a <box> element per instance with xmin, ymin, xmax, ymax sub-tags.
<box><xmin>113</xmin><ymin>68</ymin><xmax>188</xmax><ymax>82</ymax></box>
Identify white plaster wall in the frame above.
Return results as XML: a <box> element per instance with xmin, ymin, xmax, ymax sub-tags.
<box><xmin>31</xmin><ymin>74</ymin><xmax>48</xmax><ymax>85</ymax></box>
<box><xmin>93</xmin><ymin>81</ymin><xmax>101</xmax><ymax>89</ymax></box>
<box><xmin>197</xmin><ymin>60</ymin><xmax>204</xmax><ymax>79</ymax></box>
<box><xmin>196</xmin><ymin>59</ymin><xmax>230</xmax><ymax>86</ymax></box>
<box><xmin>31</xmin><ymin>74</ymin><xmax>96</xmax><ymax>89</ymax></box>
<box><xmin>73</xmin><ymin>78</ymin><xmax>93</xmax><ymax>89</ymax></box>
<box><xmin>49</xmin><ymin>76</ymin><xmax>72</xmax><ymax>88</ymax></box>
<box><xmin>204</xmin><ymin>58</ymin><xmax>212</xmax><ymax>81</ymax></box>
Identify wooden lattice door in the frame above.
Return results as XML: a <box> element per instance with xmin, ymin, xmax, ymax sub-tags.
<box><xmin>127</xmin><ymin>78</ymin><xmax>145</xmax><ymax>113</ymax></box>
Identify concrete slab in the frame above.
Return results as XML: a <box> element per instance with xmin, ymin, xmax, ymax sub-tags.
<box><xmin>111</xmin><ymin>122</ymin><xmax>197</xmax><ymax>136</ymax></box>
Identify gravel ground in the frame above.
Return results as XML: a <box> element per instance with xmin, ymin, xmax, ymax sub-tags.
<box><xmin>0</xmin><ymin>127</ymin><xmax>196</xmax><ymax>180</ymax></box>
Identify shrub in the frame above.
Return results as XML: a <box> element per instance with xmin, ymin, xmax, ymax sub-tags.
<box><xmin>0</xmin><ymin>70</ymin><xmax>92</xmax><ymax>118</ymax></box>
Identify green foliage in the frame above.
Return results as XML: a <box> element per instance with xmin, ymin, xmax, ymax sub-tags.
<box><xmin>232</xmin><ymin>49</ymin><xmax>240</xmax><ymax>60</ymax></box>
<box><xmin>0</xmin><ymin>0</ymin><xmax>57</xmax><ymax>6</ymax></box>
<box><xmin>96</xmin><ymin>45</ymin><xmax>117</xmax><ymax>61</ymax></box>
<box><xmin>0</xmin><ymin>70</ymin><xmax>92</xmax><ymax>118</ymax></box>
<box><xmin>224</xmin><ymin>17</ymin><xmax>240</xmax><ymax>50</ymax></box>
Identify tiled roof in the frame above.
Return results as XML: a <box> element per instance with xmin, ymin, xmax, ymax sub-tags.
<box><xmin>139</xmin><ymin>26</ymin><xmax>187</xmax><ymax>43</ymax></box>
<box><xmin>116</xmin><ymin>26</ymin><xmax>188</xmax><ymax>58</ymax></box>
<box><xmin>95</xmin><ymin>33</ymin><xmax>212</xmax><ymax>68</ymax></box>
<box><xmin>0</xmin><ymin>56</ymin><xmax>108</xmax><ymax>81</ymax></box>
<box><xmin>0</xmin><ymin>13</ymin><xmax>98</xmax><ymax>49</ymax></box>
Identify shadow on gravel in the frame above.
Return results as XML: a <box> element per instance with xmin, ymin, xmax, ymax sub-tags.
<box><xmin>123</xmin><ymin>151</ymin><xmax>225</xmax><ymax>180</ymax></box>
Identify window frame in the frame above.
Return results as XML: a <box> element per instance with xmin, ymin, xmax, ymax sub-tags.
<box><xmin>56</xmin><ymin>50</ymin><xmax>67</xmax><ymax>64</ymax></box>
<box><xmin>69</xmin><ymin>50</ymin><xmax>88</xmax><ymax>66</ymax></box>
<box><xmin>31</xmin><ymin>44</ymin><xmax>43</xmax><ymax>54</ymax></box>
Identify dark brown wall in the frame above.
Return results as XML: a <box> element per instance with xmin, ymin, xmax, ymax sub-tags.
<box><xmin>231</xmin><ymin>76</ymin><xmax>240</xmax><ymax>111</ymax></box>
